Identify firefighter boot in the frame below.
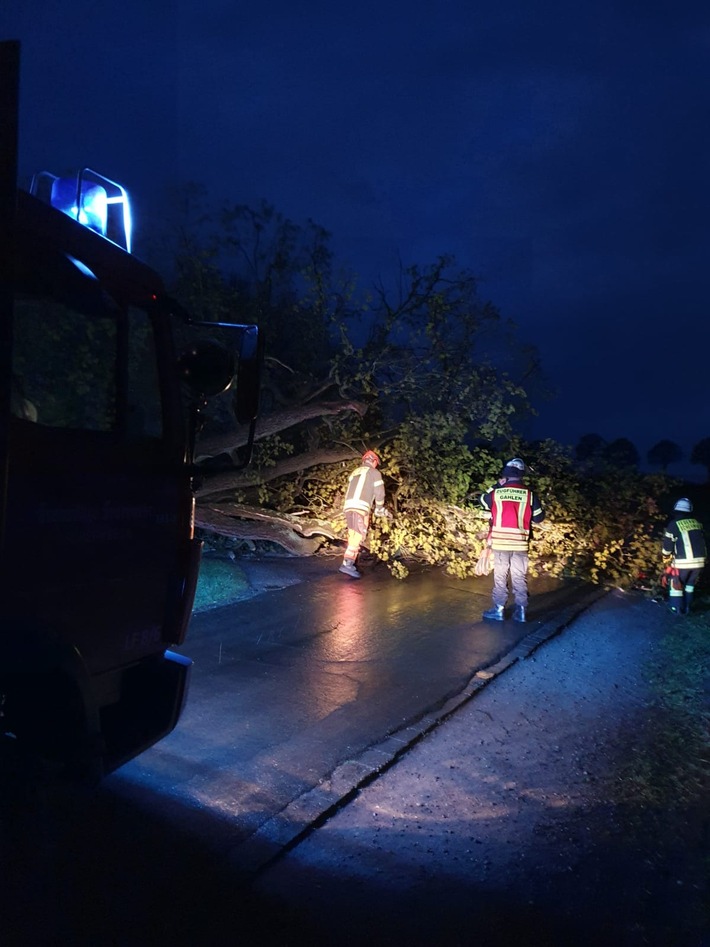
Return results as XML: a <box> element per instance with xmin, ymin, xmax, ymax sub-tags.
<box><xmin>682</xmin><ymin>590</ymin><xmax>694</xmax><ymax>615</ymax></box>
<box><xmin>339</xmin><ymin>560</ymin><xmax>361</xmax><ymax>579</ymax></box>
<box><xmin>668</xmin><ymin>595</ymin><xmax>683</xmax><ymax>615</ymax></box>
<box><xmin>513</xmin><ymin>605</ymin><xmax>526</xmax><ymax>623</ymax></box>
<box><xmin>483</xmin><ymin>604</ymin><xmax>505</xmax><ymax>622</ymax></box>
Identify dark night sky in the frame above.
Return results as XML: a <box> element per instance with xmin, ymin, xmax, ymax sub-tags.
<box><xmin>5</xmin><ymin>0</ymin><xmax>710</xmax><ymax>478</ymax></box>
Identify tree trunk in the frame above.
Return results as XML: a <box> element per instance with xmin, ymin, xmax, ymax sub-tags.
<box><xmin>196</xmin><ymin>398</ymin><xmax>367</xmax><ymax>459</ymax></box>
<box><xmin>193</xmin><ymin>396</ymin><xmax>367</xmax><ymax>549</ymax></box>
<box><xmin>196</xmin><ymin>447</ymin><xmax>358</xmax><ymax>499</ymax></box>
<box><xmin>195</xmin><ymin>503</ymin><xmax>340</xmax><ymax>557</ymax></box>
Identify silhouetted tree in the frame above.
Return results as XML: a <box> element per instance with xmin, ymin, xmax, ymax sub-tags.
<box><xmin>575</xmin><ymin>433</ymin><xmax>606</xmax><ymax>462</ymax></box>
<box><xmin>691</xmin><ymin>437</ymin><xmax>710</xmax><ymax>482</ymax></box>
<box><xmin>605</xmin><ymin>438</ymin><xmax>639</xmax><ymax>469</ymax></box>
<box><xmin>647</xmin><ymin>439</ymin><xmax>683</xmax><ymax>471</ymax></box>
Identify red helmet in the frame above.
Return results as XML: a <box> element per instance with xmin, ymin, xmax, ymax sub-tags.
<box><xmin>362</xmin><ymin>450</ymin><xmax>380</xmax><ymax>468</ymax></box>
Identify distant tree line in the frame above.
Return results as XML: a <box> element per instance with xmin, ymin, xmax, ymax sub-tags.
<box><xmin>574</xmin><ymin>433</ymin><xmax>710</xmax><ymax>480</ymax></box>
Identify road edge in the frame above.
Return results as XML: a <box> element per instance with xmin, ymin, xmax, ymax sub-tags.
<box><xmin>225</xmin><ymin>583</ymin><xmax>610</xmax><ymax>884</ymax></box>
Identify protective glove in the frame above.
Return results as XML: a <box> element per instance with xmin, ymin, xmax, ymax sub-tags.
<box><xmin>374</xmin><ymin>507</ymin><xmax>393</xmax><ymax>519</ymax></box>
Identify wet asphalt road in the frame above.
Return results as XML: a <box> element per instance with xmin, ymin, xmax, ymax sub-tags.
<box><xmin>107</xmin><ymin>560</ymin><xmax>594</xmax><ymax>858</ymax></box>
<box><xmin>0</xmin><ymin>558</ymin><xmax>604</xmax><ymax>946</ymax></box>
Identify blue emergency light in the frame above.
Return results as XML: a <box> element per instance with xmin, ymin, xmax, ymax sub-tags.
<box><xmin>51</xmin><ymin>177</ymin><xmax>108</xmax><ymax>235</ymax></box>
<box><xmin>30</xmin><ymin>168</ymin><xmax>133</xmax><ymax>253</ymax></box>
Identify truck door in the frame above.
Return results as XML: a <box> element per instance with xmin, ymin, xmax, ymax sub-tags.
<box><xmin>4</xmin><ymin>250</ymin><xmax>191</xmax><ymax>680</ymax></box>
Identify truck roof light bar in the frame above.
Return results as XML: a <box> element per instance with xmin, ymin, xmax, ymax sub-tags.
<box><xmin>29</xmin><ymin>167</ymin><xmax>133</xmax><ymax>253</ymax></box>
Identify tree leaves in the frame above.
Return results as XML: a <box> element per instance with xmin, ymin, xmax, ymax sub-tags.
<box><xmin>157</xmin><ymin>191</ymin><xmax>684</xmax><ymax>587</ymax></box>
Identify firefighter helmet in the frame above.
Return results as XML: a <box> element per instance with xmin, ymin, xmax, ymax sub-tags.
<box><xmin>505</xmin><ymin>457</ymin><xmax>526</xmax><ymax>471</ymax></box>
<box><xmin>362</xmin><ymin>450</ymin><xmax>380</xmax><ymax>468</ymax></box>
<box><xmin>674</xmin><ymin>497</ymin><xmax>693</xmax><ymax>512</ymax></box>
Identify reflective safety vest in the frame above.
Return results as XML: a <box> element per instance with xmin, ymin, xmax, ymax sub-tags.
<box><xmin>344</xmin><ymin>464</ymin><xmax>385</xmax><ymax>516</ymax></box>
<box><xmin>481</xmin><ymin>482</ymin><xmax>545</xmax><ymax>551</ymax></box>
<box><xmin>662</xmin><ymin>516</ymin><xmax>707</xmax><ymax>570</ymax></box>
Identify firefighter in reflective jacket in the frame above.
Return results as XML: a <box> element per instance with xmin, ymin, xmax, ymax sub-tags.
<box><xmin>480</xmin><ymin>457</ymin><xmax>545</xmax><ymax>623</ymax></box>
<box><xmin>339</xmin><ymin>450</ymin><xmax>389</xmax><ymax>578</ymax></box>
<box><xmin>662</xmin><ymin>497</ymin><xmax>706</xmax><ymax>614</ymax></box>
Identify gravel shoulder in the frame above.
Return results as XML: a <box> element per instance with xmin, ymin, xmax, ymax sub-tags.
<box><xmin>227</xmin><ymin>589</ymin><xmax>709</xmax><ymax>947</ymax></box>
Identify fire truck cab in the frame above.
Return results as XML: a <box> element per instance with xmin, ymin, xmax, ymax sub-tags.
<box><xmin>0</xmin><ymin>41</ymin><xmax>261</xmax><ymax>779</ymax></box>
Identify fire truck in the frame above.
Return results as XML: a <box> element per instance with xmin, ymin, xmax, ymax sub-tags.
<box><xmin>0</xmin><ymin>41</ymin><xmax>261</xmax><ymax>779</ymax></box>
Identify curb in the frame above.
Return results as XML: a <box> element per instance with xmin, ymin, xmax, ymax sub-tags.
<box><xmin>224</xmin><ymin>584</ymin><xmax>610</xmax><ymax>885</ymax></box>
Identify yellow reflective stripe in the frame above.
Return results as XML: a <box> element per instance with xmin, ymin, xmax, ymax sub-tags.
<box><xmin>344</xmin><ymin>499</ymin><xmax>373</xmax><ymax>514</ymax></box>
<box><xmin>490</xmin><ymin>526</ymin><xmax>528</xmax><ymax>550</ymax></box>
<box><xmin>346</xmin><ymin>468</ymin><xmax>370</xmax><ymax>504</ymax></box>
<box><xmin>344</xmin><ymin>465</ymin><xmax>384</xmax><ymax>515</ymax></box>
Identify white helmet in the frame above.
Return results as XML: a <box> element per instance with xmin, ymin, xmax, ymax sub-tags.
<box><xmin>674</xmin><ymin>498</ymin><xmax>692</xmax><ymax>512</ymax></box>
<box><xmin>505</xmin><ymin>457</ymin><xmax>526</xmax><ymax>472</ymax></box>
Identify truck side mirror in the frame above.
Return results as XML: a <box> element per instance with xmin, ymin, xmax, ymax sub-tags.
<box><xmin>178</xmin><ymin>339</ymin><xmax>235</xmax><ymax>399</ymax></box>
<box><xmin>234</xmin><ymin>326</ymin><xmax>261</xmax><ymax>424</ymax></box>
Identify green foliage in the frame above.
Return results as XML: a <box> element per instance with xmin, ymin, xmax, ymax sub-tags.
<box><xmin>387</xmin><ymin>414</ymin><xmax>474</xmax><ymax>504</ymax></box>
<box><xmin>159</xmin><ymin>191</ymin><xmax>692</xmax><ymax>591</ymax></box>
<box><xmin>246</xmin><ymin>435</ymin><xmax>296</xmax><ymax>505</ymax></box>
<box><xmin>379</xmin><ymin>439</ymin><xmax>672</xmax><ymax>586</ymax></box>
<box><xmin>330</xmin><ymin>256</ymin><xmax>537</xmax><ymax>443</ymax></box>
<box><xmin>526</xmin><ymin>441</ymin><xmax>673</xmax><ymax>587</ymax></box>
<box><xmin>364</xmin><ymin>499</ymin><xmax>487</xmax><ymax>580</ymax></box>
<box><xmin>299</xmin><ymin>462</ymin><xmax>348</xmax><ymax>514</ymax></box>
<box><xmin>242</xmin><ymin>428</ymin><xmax>677</xmax><ymax>590</ymax></box>
<box><xmin>163</xmin><ymin>187</ymin><xmax>350</xmax><ymax>377</ymax></box>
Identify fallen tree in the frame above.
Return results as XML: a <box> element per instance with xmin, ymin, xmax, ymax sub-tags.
<box><xmin>193</xmin><ymin>396</ymin><xmax>368</xmax><ymax>552</ymax></box>
<box><xmin>196</xmin><ymin>446</ymin><xmax>362</xmax><ymax>500</ymax></box>
<box><xmin>195</xmin><ymin>397</ymin><xmax>367</xmax><ymax>462</ymax></box>
<box><xmin>195</xmin><ymin>503</ymin><xmax>338</xmax><ymax>557</ymax></box>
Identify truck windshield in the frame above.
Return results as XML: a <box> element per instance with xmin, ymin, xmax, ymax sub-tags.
<box><xmin>12</xmin><ymin>292</ymin><xmax>163</xmax><ymax>440</ymax></box>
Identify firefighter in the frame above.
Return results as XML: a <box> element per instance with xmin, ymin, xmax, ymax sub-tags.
<box><xmin>480</xmin><ymin>457</ymin><xmax>545</xmax><ymax>622</ymax></box>
<box><xmin>340</xmin><ymin>450</ymin><xmax>390</xmax><ymax>578</ymax></box>
<box><xmin>662</xmin><ymin>498</ymin><xmax>706</xmax><ymax>614</ymax></box>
